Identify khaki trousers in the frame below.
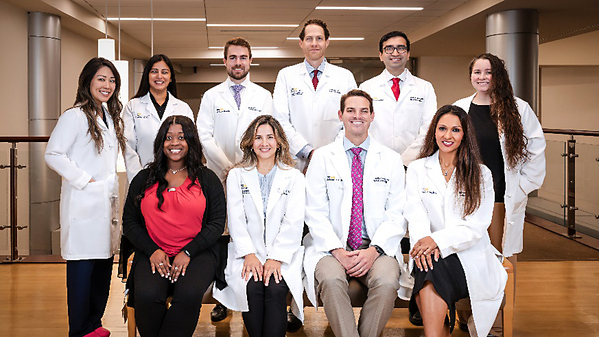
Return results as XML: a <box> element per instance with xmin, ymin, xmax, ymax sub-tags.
<box><xmin>315</xmin><ymin>255</ymin><xmax>400</xmax><ymax>337</ymax></box>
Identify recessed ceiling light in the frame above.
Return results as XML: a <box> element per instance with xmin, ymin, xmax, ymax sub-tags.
<box><xmin>208</xmin><ymin>46</ymin><xmax>278</xmax><ymax>49</ymax></box>
<box><xmin>286</xmin><ymin>37</ymin><xmax>364</xmax><ymax>41</ymax></box>
<box><xmin>107</xmin><ymin>18</ymin><xmax>206</xmax><ymax>21</ymax></box>
<box><xmin>210</xmin><ymin>63</ymin><xmax>260</xmax><ymax>66</ymax></box>
<box><xmin>315</xmin><ymin>6</ymin><xmax>423</xmax><ymax>11</ymax></box>
<box><xmin>207</xmin><ymin>24</ymin><xmax>297</xmax><ymax>27</ymax></box>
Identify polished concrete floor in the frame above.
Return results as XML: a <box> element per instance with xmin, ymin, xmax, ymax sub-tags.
<box><xmin>1</xmin><ymin>260</ymin><xmax>599</xmax><ymax>336</ymax></box>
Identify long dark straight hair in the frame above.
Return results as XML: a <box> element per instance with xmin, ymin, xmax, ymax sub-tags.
<box><xmin>133</xmin><ymin>54</ymin><xmax>179</xmax><ymax>99</ymax></box>
<box><xmin>469</xmin><ymin>53</ymin><xmax>528</xmax><ymax>169</ymax></box>
<box><xmin>73</xmin><ymin>57</ymin><xmax>126</xmax><ymax>154</ymax></box>
<box><xmin>141</xmin><ymin>115</ymin><xmax>204</xmax><ymax>210</ymax></box>
<box><xmin>419</xmin><ymin>105</ymin><xmax>484</xmax><ymax>217</ymax></box>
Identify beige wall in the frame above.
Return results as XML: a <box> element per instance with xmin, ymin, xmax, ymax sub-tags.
<box><xmin>417</xmin><ymin>56</ymin><xmax>475</xmax><ymax>108</ymax></box>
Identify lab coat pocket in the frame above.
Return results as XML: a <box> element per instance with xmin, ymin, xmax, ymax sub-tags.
<box><xmin>70</xmin><ymin>180</ymin><xmax>108</xmax><ymax>220</ymax></box>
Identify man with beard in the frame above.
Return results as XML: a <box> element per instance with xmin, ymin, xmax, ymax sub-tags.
<box><xmin>197</xmin><ymin>37</ymin><xmax>273</xmax><ymax>182</ymax></box>
<box><xmin>196</xmin><ymin>37</ymin><xmax>273</xmax><ymax>322</ymax></box>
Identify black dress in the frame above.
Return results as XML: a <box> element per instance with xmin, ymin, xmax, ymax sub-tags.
<box><xmin>469</xmin><ymin>102</ymin><xmax>506</xmax><ymax>202</ymax></box>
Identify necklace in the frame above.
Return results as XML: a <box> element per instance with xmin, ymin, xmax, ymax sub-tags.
<box><xmin>168</xmin><ymin>166</ymin><xmax>187</xmax><ymax>175</ymax></box>
<box><xmin>440</xmin><ymin>161</ymin><xmax>454</xmax><ymax>177</ymax></box>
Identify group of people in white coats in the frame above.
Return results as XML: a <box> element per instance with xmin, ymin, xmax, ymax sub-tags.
<box><xmin>43</xmin><ymin>15</ymin><xmax>545</xmax><ymax>337</ymax></box>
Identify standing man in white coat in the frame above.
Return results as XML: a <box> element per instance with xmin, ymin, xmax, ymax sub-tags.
<box><xmin>304</xmin><ymin>89</ymin><xmax>408</xmax><ymax>337</ymax></box>
<box><xmin>197</xmin><ymin>37</ymin><xmax>273</xmax><ymax>183</ymax></box>
<box><xmin>273</xmin><ymin>19</ymin><xmax>357</xmax><ymax>171</ymax></box>
<box><xmin>359</xmin><ymin>31</ymin><xmax>437</xmax><ymax>166</ymax></box>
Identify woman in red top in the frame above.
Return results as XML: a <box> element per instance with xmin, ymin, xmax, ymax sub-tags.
<box><xmin>121</xmin><ymin>115</ymin><xmax>226</xmax><ymax>337</ymax></box>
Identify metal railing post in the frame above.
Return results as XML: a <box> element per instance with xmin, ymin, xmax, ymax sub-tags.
<box><xmin>565</xmin><ymin>136</ymin><xmax>579</xmax><ymax>238</ymax></box>
<box><xmin>0</xmin><ymin>142</ymin><xmax>27</xmax><ymax>262</ymax></box>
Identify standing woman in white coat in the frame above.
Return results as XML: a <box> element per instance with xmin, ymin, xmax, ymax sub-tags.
<box><xmin>406</xmin><ymin>105</ymin><xmax>506</xmax><ymax>337</ymax></box>
<box><xmin>122</xmin><ymin>54</ymin><xmax>194</xmax><ymax>182</ymax></box>
<box><xmin>45</xmin><ymin>57</ymin><xmax>127</xmax><ymax>337</ymax></box>
<box><xmin>453</xmin><ymin>53</ymin><xmax>545</xmax><ymax>266</ymax></box>
<box><xmin>213</xmin><ymin>115</ymin><xmax>305</xmax><ymax>337</ymax></box>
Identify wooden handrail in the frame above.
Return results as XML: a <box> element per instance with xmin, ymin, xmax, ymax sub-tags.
<box><xmin>543</xmin><ymin>128</ymin><xmax>599</xmax><ymax>137</ymax></box>
<box><xmin>0</xmin><ymin>136</ymin><xmax>49</xmax><ymax>143</ymax></box>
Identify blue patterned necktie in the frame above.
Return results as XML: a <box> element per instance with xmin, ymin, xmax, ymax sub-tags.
<box><xmin>232</xmin><ymin>84</ymin><xmax>243</xmax><ymax>109</ymax></box>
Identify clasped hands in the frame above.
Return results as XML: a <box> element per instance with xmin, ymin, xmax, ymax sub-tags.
<box><xmin>150</xmin><ymin>249</ymin><xmax>190</xmax><ymax>283</ymax></box>
<box><xmin>331</xmin><ymin>246</ymin><xmax>380</xmax><ymax>278</ymax></box>
<box><xmin>242</xmin><ymin>254</ymin><xmax>282</xmax><ymax>286</ymax></box>
<box><xmin>410</xmin><ymin>236</ymin><xmax>440</xmax><ymax>272</ymax></box>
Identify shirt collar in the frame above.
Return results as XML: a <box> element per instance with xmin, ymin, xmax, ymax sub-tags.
<box><xmin>304</xmin><ymin>58</ymin><xmax>327</xmax><ymax>74</ymax></box>
<box><xmin>226</xmin><ymin>75</ymin><xmax>249</xmax><ymax>89</ymax></box>
<box><xmin>343</xmin><ymin>136</ymin><xmax>370</xmax><ymax>153</ymax></box>
<box><xmin>383</xmin><ymin>68</ymin><xmax>407</xmax><ymax>83</ymax></box>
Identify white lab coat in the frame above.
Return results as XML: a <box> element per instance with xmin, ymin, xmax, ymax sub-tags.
<box><xmin>303</xmin><ymin>137</ymin><xmax>410</xmax><ymax>307</ymax></box>
<box><xmin>359</xmin><ymin>69</ymin><xmax>437</xmax><ymax>165</ymax></box>
<box><xmin>45</xmin><ymin>107</ymin><xmax>120</xmax><ymax>260</ymax></box>
<box><xmin>454</xmin><ymin>94</ymin><xmax>546</xmax><ymax>257</ymax></box>
<box><xmin>196</xmin><ymin>79</ymin><xmax>273</xmax><ymax>181</ymax></box>
<box><xmin>272</xmin><ymin>61</ymin><xmax>357</xmax><ymax>168</ymax></box>
<box><xmin>213</xmin><ymin>165</ymin><xmax>305</xmax><ymax>321</ymax></box>
<box><xmin>405</xmin><ymin>152</ymin><xmax>507</xmax><ymax>337</ymax></box>
<box><xmin>122</xmin><ymin>92</ymin><xmax>194</xmax><ymax>182</ymax></box>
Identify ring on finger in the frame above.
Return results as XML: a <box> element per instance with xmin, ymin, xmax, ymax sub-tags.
<box><xmin>159</xmin><ymin>263</ymin><xmax>164</xmax><ymax>266</ymax></box>
<box><xmin>174</xmin><ymin>266</ymin><xmax>178</xmax><ymax>270</ymax></box>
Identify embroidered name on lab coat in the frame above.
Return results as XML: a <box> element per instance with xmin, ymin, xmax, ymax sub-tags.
<box><xmin>372</xmin><ymin>97</ymin><xmax>384</xmax><ymax>102</ymax></box>
<box><xmin>248</xmin><ymin>106</ymin><xmax>261</xmax><ymax>112</ymax></box>
<box><xmin>240</xmin><ymin>184</ymin><xmax>250</xmax><ymax>195</ymax></box>
<box><xmin>326</xmin><ymin>175</ymin><xmax>342</xmax><ymax>182</ymax></box>
<box><xmin>373</xmin><ymin>177</ymin><xmax>389</xmax><ymax>184</ymax></box>
<box><xmin>421</xmin><ymin>188</ymin><xmax>437</xmax><ymax>194</ymax></box>
<box><xmin>281</xmin><ymin>189</ymin><xmax>291</xmax><ymax>196</ymax></box>
<box><xmin>135</xmin><ymin>112</ymin><xmax>150</xmax><ymax>119</ymax></box>
<box><xmin>329</xmin><ymin>88</ymin><xmax>341</xmax><ymax>94</ymax></box>
<box><xmin>410</xmin><ymin>96</ymin><xmax>424</xmax><ymax>103</ymax></box>
<box><xmin>290</xmin><ymin>88</ymin><xmax>303</xmax><ymax>96</ymax></box>
<box><xmin>216</xmin><ymin>108</ymin><xmax>231</xmax><ymax>114</ymax></box>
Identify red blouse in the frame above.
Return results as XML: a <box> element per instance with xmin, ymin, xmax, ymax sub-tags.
<box><xmin>140</xmin><ymin>177</ymin><xmax>206</xmax><ymax>257</ymax></box>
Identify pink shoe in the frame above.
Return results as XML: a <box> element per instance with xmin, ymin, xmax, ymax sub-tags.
<box><xmin>94</xmin><ymin>327</ymin><xmax>111</xmax><ymax>337</ymax></box>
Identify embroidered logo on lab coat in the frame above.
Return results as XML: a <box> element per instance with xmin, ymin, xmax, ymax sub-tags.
<box><xmin>421</xmin><ymin>188</ymin><xmax>437</xmax><ymax>194</ymax></box>
<box><xmin>135</xmin><ymin>112</ymin><xmax>150</xmax><ymax>119</ymax></box>
<box><xmin>216</xmin><ymin>108</ymin><xmax>231</xmax><ymax>114</ymax></box>
<box><xmin>326</xmin><ymin>175</ymin><xmax>342</xmax><ymax>182</ymax></box>
<box><xmin>372</xmin><ymin>97</ymin><xmax>384</xmax><ymax>102</ymax></box>
<box><xmin>240</xmin><ymin>184</ymin><xmax>250</xmax><ymax>195</ymax></box>
<box><xmin>290</xmin><ymin>88</ymin><xmax>303</xmax><ymax>96</ymax></box>
<box><xmin>373</xmin><ymin>177</ymin><xmax>389</xmax><ymax>184</ymax></box>
<box><xmin>281</xmin><ymin>189</ymin><xmax>291</xmax><ymax>196</ymax></box>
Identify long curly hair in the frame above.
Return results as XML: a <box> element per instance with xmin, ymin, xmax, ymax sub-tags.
<box><xmin>74</xmin><ymin>57</ymin><xmax>126</xmax><ymax>154</ymax></box>
<box><xmin>470</xmin><ymin>53</ymin><xmax>528</xmax><ymax>169</ymax></box>
<box><xmin>142</xmin><ymin>115</ymin><xmax>204</xmax><ymax>210</ymax></box>
<box><xmin>419</xmin><ymin>105</ymin><xmax>484</xmax><ymax>217</ymax></box>
<box><xmin>235</xmin><ymin>115</ymin><xmax>295</xmax><ymax>170</ymax></box>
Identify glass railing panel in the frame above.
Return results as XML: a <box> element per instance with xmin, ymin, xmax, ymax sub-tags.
<box><xmin>573</xmin><ymin>141</ymin><xmax>599</xmax><ymax>238</ymax></box>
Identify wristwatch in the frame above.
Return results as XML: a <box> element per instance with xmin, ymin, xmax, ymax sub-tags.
<box><xmin>372</xmin><ymin>245</ymin><xmax>385</xmax><ymax>256</ymax></box>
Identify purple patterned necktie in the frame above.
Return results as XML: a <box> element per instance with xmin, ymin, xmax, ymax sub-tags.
<box><xmin>348</xmin><ymin>147</ymin><xmax>363</xmax><ymax>250</ymax></box>
<box><xmin>232</xmin><ymin>84</ymin><xmax>243</xmax><ymax>109</ymax></box>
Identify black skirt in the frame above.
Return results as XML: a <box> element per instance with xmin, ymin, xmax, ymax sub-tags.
<box><xmin>410</xmin><ymin>253</ymin><xmax>469</xmax><ymax>332</ymax></box>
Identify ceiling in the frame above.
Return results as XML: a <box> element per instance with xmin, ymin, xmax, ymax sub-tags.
<box><xmin>6</xmin><ymin>0</ymin><xmax>599</xmax><ymax>66</ymax></box>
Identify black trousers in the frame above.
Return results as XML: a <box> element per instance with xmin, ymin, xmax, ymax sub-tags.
<box><xmin>242</xmin><ymin>276</ymin><xmax>289</xmax><ymax>337</ymax></box>
<box><xmin>66</xmin><ymin>257</ymin><xmax>113</xmax><ymax>337</ymax></box>
<box><xmin>133</xmin><ymin>250</ymin><xmax>216</xmax><ymax>337</ymax></box>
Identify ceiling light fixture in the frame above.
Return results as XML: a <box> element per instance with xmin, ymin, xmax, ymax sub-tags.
<box><xmin>286</xmin><ymin>37</ymin><xmax>364</xmax><ymax>41</ymax></box>
<box><xmin>315</xmin><ymin>6</ymin><xmax>423</xmax><ymax>11</ymax></box>
<box><xmin>107</xmin><ymin>17</ymin><xmax>206</xmax><ymax>21</ymax></box>
<box><xmin>207</xmin><ymin>24</ymin><xmax>297</xmax><ymax>27</ymax></box>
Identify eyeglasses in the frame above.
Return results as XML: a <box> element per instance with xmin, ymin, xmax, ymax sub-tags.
<box><xmin>383</xmin><ymin>45</ymin><xmax>408</xmax><ymax>54</ymax></box>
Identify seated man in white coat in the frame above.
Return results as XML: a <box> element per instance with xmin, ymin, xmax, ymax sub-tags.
<box><xmin>304</xmin><ymin>89</ymin><xmax>409</xmax><ymax>337</ymax></box>
<box><xmin>359</xmin><ymin>31</ymin><xmax>437</xmax><ymax>166</ymax></box>
<box><xmin>273</xmin><ymin>19</ymin><xmax>357</xmax><ymax>172</ymax></box>
<box><xmin>197</xmin><ymin>37</ymin><xmax>273</xmax><ymax>182</ymax></box>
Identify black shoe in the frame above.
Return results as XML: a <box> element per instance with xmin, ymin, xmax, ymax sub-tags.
<box><xmin>210</xmin><ymin>303</ymin><xmax>228</xmax><ymax>322</ymax></box>
<box><xmin>409</xmin><ymin>310</ymin><xmax>423</xmax><ymax>326</ymax></box>
<box><xmin>286</xmin><ymin>309</ymin><xmax>302</xmax><ymax>332</ymax></box>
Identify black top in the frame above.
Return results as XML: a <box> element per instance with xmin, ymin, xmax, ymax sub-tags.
<box><xmin>469</xmin><ymin>103</ymin><xmax>506</xmax><ymax>202</ymax></box>
<box><xmin>119</xmin><ymin>166</ymin><xmax>228</xmax><ymax>293</ymax></box>
<box><xmin>150</xmin><ymin>92</ymin><xmax>169</xmax><ymax>119</ymax></box>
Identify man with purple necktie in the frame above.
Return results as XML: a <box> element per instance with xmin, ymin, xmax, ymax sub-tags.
<box><xmin>303</xmin><ymin>89</ymin><xmax>410</xmax><ymax>337</ymax></box>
